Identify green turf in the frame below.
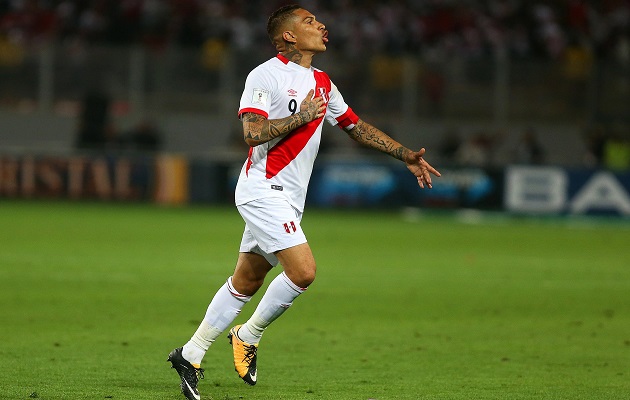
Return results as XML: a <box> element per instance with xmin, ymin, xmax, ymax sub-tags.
<box><xmin>0</xmin><ymin>201</ymin><xmax>629</xmax><ymax>400</ymax></box>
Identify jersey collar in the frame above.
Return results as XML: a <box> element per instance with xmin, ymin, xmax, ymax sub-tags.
<box><xmin>276</xmin><ymin>53</ymin><xmax>312</xmax><ymax>71</ymax></box>
<box><xmin>276</xmin><ymin>53</ymin><xmax>290</xmax><ymax>64</ymax></box>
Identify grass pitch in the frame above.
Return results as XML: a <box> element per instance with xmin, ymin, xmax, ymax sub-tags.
<box><xmin>0</xmin><ymin>201</ymin><xmax>629</xmax><ymax>400</ymax></box>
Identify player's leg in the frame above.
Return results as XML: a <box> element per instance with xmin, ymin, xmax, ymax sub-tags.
<box><xmin>181</xmin><ymin>252</ymin><xmax>273</xmax><ymax>364</ymax></box>
<box><xmin>237</xmin><ymin>242</ymin><xmax>314</xmax><ymax>344</ymax></box>
<box><xmin>168</xmin><ymin>228</ymin><xmax>273</xmax><ymax>399</ymax></box>
<box><xmin>229</xmin><ymin>244</ymin><xmax>314</xmax><ymax>385</ymax></box>
<box><xmin>228</xmin><ymin>198</ymin><xmax>313</xmax><ymax>385</ymax></box>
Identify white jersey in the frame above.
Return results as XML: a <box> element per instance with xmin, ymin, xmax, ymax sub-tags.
<box><xmin>235</xmin><ymin>54</ymin><xmax>359</xmax><ymax>212</ymax></box>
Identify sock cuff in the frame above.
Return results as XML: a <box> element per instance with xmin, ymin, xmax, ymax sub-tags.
<box><xmin>227</xmin><ymin>276</ymin><xmax>252</xmax><ymax>302</ymax></box>
<box><xmin>281</xmin><ymin>271</ymin><xmax>308</xmax><ymax>294</ymax></box>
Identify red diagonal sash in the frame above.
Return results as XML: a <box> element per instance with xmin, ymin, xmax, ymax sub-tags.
<box><xmin>265</xmin><ymin>70</ymin><xmax>331</xmax><ymax>179</ymax></box>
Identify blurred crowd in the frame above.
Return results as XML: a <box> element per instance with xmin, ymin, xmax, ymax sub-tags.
<box><xmin>435</xmin><ymin>123</ymin><xmax>630</xmax><ymax>170</ymax></box>
<box><xmin>0</xmin><ymin>0</ymin><xmax>629</xmax><ymax>60</ymax></box>
<box><xmin>2</xmin><ymin>0</ymin><xmax>629</xmax><ymax>168</ymax></box>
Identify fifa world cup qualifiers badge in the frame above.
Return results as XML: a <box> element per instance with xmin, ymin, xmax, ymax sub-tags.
<box><xmin>252</xmin><ymin>88</ymin><xmax>269</xmax><ymax>106</ymax></box>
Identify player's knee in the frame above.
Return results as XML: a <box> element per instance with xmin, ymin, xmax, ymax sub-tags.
<box><xmin>232</xmin><ymin>274</ymin><xmax>265</xmax><ymax>296</ymax></box>
<box><xmin>293</xmin><ymin>264</ymin><xmax>316</xmax><ymax>288</ymax></box>
<box><xmin>301</xmin><ymin>272</ymin><xmax>316</xmax><ymax>288</ymax></box>
<box><xmin>246</xmin><ymin>280</ymin><xmax>265</xmax><ymax>296</ymax></box>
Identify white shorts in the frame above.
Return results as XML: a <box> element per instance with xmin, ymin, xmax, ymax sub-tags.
<box><xmin>237</xmin><ymin>197</ymin><xmax>307</xmax><ymax>266</ymax></box>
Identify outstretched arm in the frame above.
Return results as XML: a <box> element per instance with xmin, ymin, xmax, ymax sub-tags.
<box><xmin>242</xmin><ymin>89</ymin><xmax>326</xmax><ymax>147</ymax></box>
<box><xmin>346</xmin><ymin>119</ymin><xmax>441</xmax><ymax>188</ymax></box>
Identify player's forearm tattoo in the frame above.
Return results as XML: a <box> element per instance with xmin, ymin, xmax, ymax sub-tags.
<box><xmin>243</xmin><ymin>112</ymin><xmax>308</xmax><ymax>146</ymax></box>
<box><xmin>347</xmin><ymin>120</ymin><xmax>409</xmax><ymax>161</ymax></box>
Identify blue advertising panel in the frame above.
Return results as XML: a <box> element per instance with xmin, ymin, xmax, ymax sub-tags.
<box><xmin>307</xmin><ymin>161</ymin><xmax>503</xmax><ymax>209</ymax></box>
<box><xmin>505</xmin><ymin>166</ymin><xmax>630</xmax><ymax>216</ymax></box>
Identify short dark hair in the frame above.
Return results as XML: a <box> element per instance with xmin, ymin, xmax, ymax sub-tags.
<box><xmin>267</xmin><ymin>4</ymin><xmax>302</xmax><ymax>44</ymax></box>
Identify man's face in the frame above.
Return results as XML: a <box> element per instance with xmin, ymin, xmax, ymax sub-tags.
<box><xmin>287</xmin><ymin>8</ymin><xmax>328</xmax><ymax>53</ymax></box>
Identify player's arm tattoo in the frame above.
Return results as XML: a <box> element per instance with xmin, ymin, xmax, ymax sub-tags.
<box><xmin>346</xmin><ymin>119</ymin><xmax>410</xmax><ymax>161</ymax></box>
<box><xmin>242</xmin><ymin>112</ymin><xmax>309</xmax><ymax>146</ymax></box>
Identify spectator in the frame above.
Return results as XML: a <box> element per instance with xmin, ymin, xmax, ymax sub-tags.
<box><xmin>604</xmin><ymin>131</ymin><xmax>630</xmax><ymax>170</ymax></box>
<box><xmin>1</xmin><ymin>0</ymin><xmax>628</xmax><ymax>61</ymax></box>
<box><xmin>513</xmin><ymin>127</ymin><xmax>545</xmax><ymax>164</ymax></box>
<box><xmin>562</xmin><ymin>32</ymin><xmax>593</xmax><ymax>112</ymax></box>
<box><xmin>118</xmin><ymin>119</ymin><xmax>162</xmax><ymax>152</ymax></box>
<box><xmin>438</xmin><ymin>128</ymin><xmax>462</xmax><ymax>164</ymax></box>
<box><xmin>455</xmin><ymin>131</ymin><xmax>495</xmax><ymax>167</ymax></box>
<box><xmin>423</xmin><ymin>61</ymin><xmax>446</xmax><ymax>116</ymax></box>
<box><xmin>75</xmin><ymin>88</ymin><xmax>117</xmax><ymax>151</ymax></box>
<box><xmin>583</xmin><ymin>124</ymin><xmax>609</xmax><ymax>167</ymax></box>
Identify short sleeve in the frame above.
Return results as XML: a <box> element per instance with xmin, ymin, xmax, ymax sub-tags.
<box><xmin>324</xmin><ymin>81</ymin><xmax>360</xmax><ymax>130</ymax></box>
<box><xmin>238</xmin><ymin>66</ymin><xmax>276</xmax><ymax>119</ymax></box>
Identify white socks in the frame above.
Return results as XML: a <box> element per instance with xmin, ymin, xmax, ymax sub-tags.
<box><xmin>182</xmin><ymin>272</ymin><xmax>307</xmax><ymax>365</ymax></box>
<box><xmin>182</xmin><ymin>276</ymin><xmax>251</xmax><ymax>365</ymax></box>
<box><xmin>238</xmin><ymin>272</ymin><xmax>307</xmax><ymax>344</ymax></box>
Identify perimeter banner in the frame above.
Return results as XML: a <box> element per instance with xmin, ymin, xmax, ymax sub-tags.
<box><xmin>4</xmin><ymin>154</ymin><xmax>629</xmax><ymax>216</ymax></box>
<box><xmin>0</xmin><ymin>154</ymin><xmax>188</xmax><ymax>204</ymax></box>
<box><xmin>306</xmin><ymin>162</ymin><xmax>503</xmax><ymax>209</ymax></box>
<box><xmin>505</xmin><ymin>166</ymin><xmax>630</xmax><ymax>216</ymax></box>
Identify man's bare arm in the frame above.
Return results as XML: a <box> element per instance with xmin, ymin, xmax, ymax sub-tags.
<box><xmin>346</xmin><ymin>119</ymin><xmax>410</xmax><ymax>161</ymax></box>
<box><xmin>242</xmin><ymin>89</ymin><xmax>325</xmax><ymax>147</ymax></box>
<box><xmin>242</xmin><ymin>112</ymin><xmax>309</xmax><ymax>146</ymax></box>
<box><xmin>347</xmin><ymin>119</ymin><xmax>441</xmax><ymax>188</ymax></box>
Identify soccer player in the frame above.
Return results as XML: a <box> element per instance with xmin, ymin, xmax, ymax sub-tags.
<box><xmin>168</xmin><ymin>4</ymin><xmax>441</xmax><ymax>400</ymax></box>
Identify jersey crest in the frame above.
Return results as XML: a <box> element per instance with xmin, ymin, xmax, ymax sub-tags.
<box><xmin>318</xmin><ymin>87</ymin><xmax>328</xmax><ymax>103</ymax></box>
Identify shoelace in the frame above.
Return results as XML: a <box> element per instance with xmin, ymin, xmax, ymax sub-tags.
<box><xmin>185</xmin><ymin>366</ymin><xmax>205</xmax><ymax>384</ymax></box>
<box><xmin>242</xmin><ymin>344</ymin><xmax>257</xmax><ymax>364</ymax></box>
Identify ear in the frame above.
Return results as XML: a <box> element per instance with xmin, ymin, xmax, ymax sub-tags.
<box><xmin>282</xmin><ymin>30</ymin><xmax>297</xmax><ymax>44</ymax></box>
